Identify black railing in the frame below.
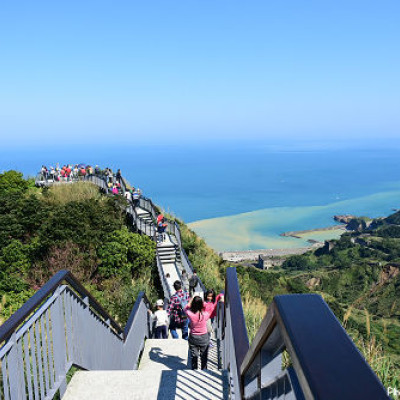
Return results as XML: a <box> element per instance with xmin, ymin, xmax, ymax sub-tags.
<box><xmin>218</xmin><ymin>267</ymin><xmax>250</xmax><ymax>398</ymax></box>
<box><xmin>240</xmin><ymin>296</ymin><xmax>390</xmax><ymax>400</ymax></box>
<box><xmin>0</xmin><ymin>269</ymin><xmax>152</xmax><ymax>399</ymax></box>
<box><xmin>156</xmin><ymin>253</ymin><xmax>172</xmax><ymax>299</ymax></box>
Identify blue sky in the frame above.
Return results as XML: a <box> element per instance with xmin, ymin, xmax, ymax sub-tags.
<box><xmin>0</xmin><ymin>1</ymin><xmax>399</xmax><ymax>146</ymax></box>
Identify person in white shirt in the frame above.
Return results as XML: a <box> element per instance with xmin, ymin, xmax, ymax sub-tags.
<box><xmin>165</xmin><ymin>273</ymin><xmax>174</xmax><ymax>294</ymax></box>
<box><xmin>148</xmin><ymin>299</ymin><xmax>169</xmax><ymax>339</ymax></box>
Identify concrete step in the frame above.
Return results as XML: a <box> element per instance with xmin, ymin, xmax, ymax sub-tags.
<box><xmin>63</xmin><ymin>369</ymin><xmax>228</xmax><ymax>400</ymax></box>
<box><xmin>157</xmin><ymin>246</ymin><xmax>176</xmax><ymax>253</ymax></box>
<box><xmin>157</xmin><ymin>244</ymin><xmax>176</xmax><ymax>250</ymax></box>
<box><xmin>159</xmin><ymin>253</ymin><xmax>176</xmax><ymax>258</ymax></box>
<box><xmin>159</xmin><ymin>258</ymin><xmax>176</xmax><ymax>263</ymax></box>
<box><xmin>139</xmin><ymin>339</ymin><xmax>189</xmax><ymax>371</ymax></box>
<box><xmin>159</xmin><ymin>255</ymin><xmax>176</xmax><ymax>260</ymax></box>
<box><xmin>63</xmin><ymin>338</ymin><xmax>226</xmax><ymax>399</ymax></box>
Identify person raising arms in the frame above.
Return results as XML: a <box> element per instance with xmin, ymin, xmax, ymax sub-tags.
<box><xmin>185</xmin><ymin>295</ymin><xmax>223</xmax><ymax>370</ymax></box>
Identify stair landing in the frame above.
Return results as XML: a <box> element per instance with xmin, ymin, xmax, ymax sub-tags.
<box><xmin>63</xmin><ymin>339</ymin><xmax>228</xmax><ymax>400</ymax></box>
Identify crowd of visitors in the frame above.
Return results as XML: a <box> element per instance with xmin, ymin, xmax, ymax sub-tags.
<box><xmin>38</xmin><ymin>164</ymin><xmax>142</xmax><ymax>199</ymax></box>
<box><xmin>149</xmin><ymin>278</ymin><xmax>224</xmax><ymax>370</ymax></box>
<box><xmin>40</xmin><ymin>163</ymin><xmax>96</xmax><ymax>182</ymax></box>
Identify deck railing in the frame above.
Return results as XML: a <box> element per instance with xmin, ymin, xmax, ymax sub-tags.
<box><xmin>240</xmin><ymin>294</ymin><xmax>390</xmax><ymax>400</ymax></box>
<box><xmin>216</xmin><ymin>267</ymin><xmax>390</xmax><ymax>400</ymax></box>
<box><xmin>156</xmin><ymin>253</ymin><xmax>172</xmax><ymax>300</ymax></box>
<box><xmin>0</xmin><ymin>270</ymin><xmax>151</xmax><ymax>400</ymax></box>
<box><xmin>218</xmin><ymin>267</ymin><xmax>250</xmax><ymax>399</ymax></box>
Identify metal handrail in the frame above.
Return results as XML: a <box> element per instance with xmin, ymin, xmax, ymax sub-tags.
<box><xmin>156</xmin><ymin>253</ymin><xmax>172</xmax><ymax>299</ymax></box>
<box><xmin>239</xmin><ymin>294</ymin><xmax>390</xmax><ymax>399</ymax></box>
<box><xmin>0</xmin><ymin>270</ymin><xmax>150</xmax><ymax>345</ymax></box>
<box><xmin>132</xmin><ymin>193</ymin><xmax>207</xmax><ymax>292</ymax></box>
<box><xmin>123</xmin><ymin>291</ymin><xmax>151</xmax><ymax>338</ymax></box>
<box><xmin>216</xmin><ymin>267</ymin><xmax>249</xmax><ymax>398</ymax></box>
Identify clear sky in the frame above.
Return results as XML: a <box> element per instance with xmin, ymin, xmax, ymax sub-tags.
<box><xmin>0</xmin><ymin>1</ymin><xmax>399</xmax><ymax>146</ymax></box>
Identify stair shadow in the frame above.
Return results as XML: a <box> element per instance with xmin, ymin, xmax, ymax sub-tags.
<box><xmin>149</xmin><ymin>347</ymin><xmax>187</xmax><ymax>370</ymax></box>
<box><xmin>157</xmin><ymin>370</ymin><xmax>227</xmax><ymax>400</ymax></box>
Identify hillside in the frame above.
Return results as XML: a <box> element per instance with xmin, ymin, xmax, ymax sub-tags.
<box><xmin>0</xmin><ymin>171</ymin><xmax>159</xmax><ymax>325</ymax></box>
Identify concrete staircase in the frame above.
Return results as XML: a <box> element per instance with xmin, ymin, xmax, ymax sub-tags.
<box><xmin>157</xmin><ymin>235</ymin><xmax>182</xmax><ymax>295</ymax></box>
<box><xmin>135</xmin><ymin>208</ymin><xmax>153</xmax><ymax>225</ymax></box>
<box><xmin>63</xmin><ymin>339</ymin><xmax>228</xmax><ymax>399</ymax></box>
<box><xmin>62</xmin><ymin>203</ymin><xmax>231</xmax><ymax>399</ymax></box>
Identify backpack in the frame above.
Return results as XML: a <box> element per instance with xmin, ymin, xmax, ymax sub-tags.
<box><xmin>189</xmin><ymin>275</ymin><xmax>198</xmax><ymax>288</ymax></box>
<box><xmin>172</xmin><ymin>293</ymin><xmax>188</xmax><ymax>323</ymax></box>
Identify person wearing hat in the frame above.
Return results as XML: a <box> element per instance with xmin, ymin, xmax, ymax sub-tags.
<box><xmin>148</xmin><ymin>299</ymin><xmax>169</xmax><ymax>339</ymax></box>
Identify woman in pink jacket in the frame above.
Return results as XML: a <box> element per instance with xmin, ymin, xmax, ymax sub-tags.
<box><xmin>185</xmin><ymin>295</ymin><xmax>223</xmax><ymax>370</ymax></box>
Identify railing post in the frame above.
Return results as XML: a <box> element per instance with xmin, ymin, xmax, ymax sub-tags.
<box><xmin>52</xmin><ymin>287</ymin><xmax>67</xmax><ymax>396</ymax></box>
<box><xmin>7</xmin><ymin>332</ymin><xmax>25</xmax><ymax>400</ymax></box>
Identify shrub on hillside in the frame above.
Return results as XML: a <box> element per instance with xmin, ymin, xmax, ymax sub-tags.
<box><xmin>282</xmin><ymin>254</ymin><xmax>315</xmax><ymax>270</ymax></box>
<box><xmin>97</xmin><ymin>227</ymin><xmax>155</xmax><ymax>280</ymax></box>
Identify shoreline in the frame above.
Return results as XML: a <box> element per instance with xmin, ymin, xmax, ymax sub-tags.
<box><xmin>220</xmin><ymin>224</ymin><xmax>347</xmax><ymax>262</ymax></box>
<box><xmin>220</xmin><ymin>243</ymin><xmax>323</xmax><ymax>262</ymax></box>
<box><xmin>280</xmin><ymin>224</ymin><xmax>347</xmax><ymax>238</ymax></box>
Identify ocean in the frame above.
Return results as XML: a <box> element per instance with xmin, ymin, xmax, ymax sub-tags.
<box><xmin>1</xmin><ymin>139</ymin><xmax>400</xmax><ymax>251</ymax></box>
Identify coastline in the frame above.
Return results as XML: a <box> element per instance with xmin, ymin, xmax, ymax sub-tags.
<box><xmin>188</xmin><ymin>189</ymin><xmax>400</xmax><ymax>252</ymax></box>
<box><xmin>280</xmin><ymin>224</ymin><xmax>347</xmax><ymax>238</ymax></box>
<box><xmin>220</xmin><ymin>243</ymin><xmax>323</xmax><ymax>262</ymax></box>
<box><xmin>220</xmin><ymin>224</ymin><xmax>347</xmax><ymax>261</ymax></box>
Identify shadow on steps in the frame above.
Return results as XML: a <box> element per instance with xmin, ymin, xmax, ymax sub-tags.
<box><xmin>157</xmin><ymin>369</ymin><xmax>229</xmax><ymax>400</ymax></box>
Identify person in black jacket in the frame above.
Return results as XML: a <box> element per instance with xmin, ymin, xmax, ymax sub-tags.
<box><xmin>189</xmin><ymin>269</ymin><xmax>199</xmax><ymax>297</ymax></box>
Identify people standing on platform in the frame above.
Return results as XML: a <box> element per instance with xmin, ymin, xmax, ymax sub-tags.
<box><xmin>41</xmin><ymin>165</ymin><xmax>48</xmax><ymax>181</ymax></box>
<box><xmin>184</xmin><ymin>295</ymin><xmax>221</xmax><ymax>370</ymax></box>
<box><xmin>49</xmin><ymin>166</ymin><xmax>55</xmax><ymax>180</ymax></box>
<box><xmin>148</xmin><ymin>299</ymin><xmax>169</xmax><ymax>339</ymax></box>
<box><xmin>116</xmin><ymin>168</ymin><xmax>122</xmax><ymax>183</ymax></box>
<box><xmin>132</xmin><ymin>188</ymin><xmax>140</xmax><ymax>207</ymax></box>
<box><xmin>167</xmin><ymin>281</ymin><xmax>189</xmax><ymax>340</ymax></box>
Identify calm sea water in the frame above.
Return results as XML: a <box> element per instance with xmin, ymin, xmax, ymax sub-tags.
<box><xmin>2</xmin><ymin>139</ymin><xmax>400</xmax><ymax>250</ymax></box>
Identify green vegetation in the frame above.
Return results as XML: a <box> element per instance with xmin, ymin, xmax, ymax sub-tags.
<box><xmin>0</xmin><ymin>171</ymin><xmax>158</xmax><ymax>325</ymax></box>
<box><xmin>278</xmin><ymin>215</ymin><xmax>400</xmax><ymax>387</ymax></box>
<box><xmin>1</xmin><ymin>170</ymin><xmax>398</xmax><ymax>389</ymax></box>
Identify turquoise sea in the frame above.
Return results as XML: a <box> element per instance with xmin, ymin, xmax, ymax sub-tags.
<box><xmin>1</xmin><ymin>139</ymin><xmax>400</xmax><ymax>251</ymax></box>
